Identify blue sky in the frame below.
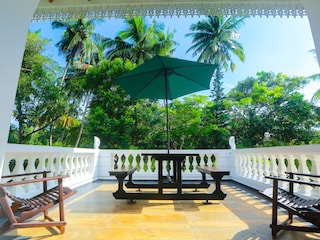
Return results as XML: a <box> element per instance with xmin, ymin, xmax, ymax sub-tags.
<box><xmin>29</xmin><ymin>16</ymin><xmax>319</xmax><ymax>100</ymax></box>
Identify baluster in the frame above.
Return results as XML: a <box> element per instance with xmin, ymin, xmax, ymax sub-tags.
<box><xmin>76</xmin><ymin>155</ymin><xmax>82</xmax><ymax>178</ymax></box>
<box><xmin>251</xmin><ymin>154</ymin><xmax>258</xmax><ymax>180</ymax></box>
<box><xmin>286</xmin><ymin>154</ymin><xmax>298</xmax><ymax>173</ymax></box>
<box><xmin>12</xmin><ymin>154</ymin><xmax>25</xmax><ymax>176</ymax></box>
<box><xmin>24</xmin><ymin>156</ymin><xmax>34</xmax><ymax>174</ymax></box>
<box><xmin>47</xmin><ymin>154</ymin><xmax>56</xmax><ymax>176</ymax></box>
<box><xmin>236</xmin><ymin>154</ymin><xmax>244</xmax><ymax>176</ymax></box>
<box><xmin>310</xmin><ymin>155</ymin><xmax>320</xmax><ymax>196</ymax></box>
<box><xmin>184</xmin><ymin>156</ymin><xmax>191</xmax><ymax>174</ymax></box>
<box><xmin>198</xmin><ymin>154</ymin><xmax>204</xmax><ymax>166</ymax></box>
<box><xmin>55</xmin><ymin>154</ymin><xmax>63</xmax><ymax>176</ymax></box>
<box><xmin>80</xmin><ymin>154</ymin><xmax>86</xmax><ymax>177</ymax></box>
<box><xmin>84</xmin><ymin>154</ymin><xmax>91</xmax><ymax>176</ymax></box>
<box><xmin>239</xmin><ymin>154</ymin><xmax>246</xmax><ymax>177</ymax></box>
<box><xmin>297</xmin><ymin>154</ymin><xmax>312</xmax><ymax>194</ymax></box>
<box><xmin>9</xmin><ymin>154</ymin><xmax>26</xmax><ymax>196</ymax></box>
<box><xmin>269</xmin><ymin>154</ymin><xmax>278</xmax><ymax>177</ymax></box>
<box><xmin>241</xmin><ymin>154</ymin><xmax>248</xmax><ymax>177</ymax></box>
<box><xmin>278</xmin><ymin>154</ymin><xmax>288</xmax><ymax>189</ymax></box>
<box><xmin>36</xmin><ymin>154</ymin><xmax>47</xmax><ymax>173</ymax></box>
<box><xmin>256</xmin><ymin>154</ymin><xmax>264</xmax><ymax>181</ymax></box>
<box><xmin>2</xmin><ymin>154</ymin><xmax>14</xmax><ymax>177</ymax></box>
<box><xmin>278</xmin><ymin>155</ymin><xmax>287</xmax><ymax>178</ymax></box>
<box><xmin>262</xmin><ymin>154</ymin><xmax>271</xmax><ymax>184</ymax></box>
<box><xmin>286</xmin><ymin>154</ymin><xmax>299</xmax><ymax>192</ymax></box>
<box><xmin>246</xmin><ymin>154</ymin><xmax>253</xmax><ymax>178</ymax></box>
<box><xmin>62</xmin><ymin>155</ymin><xmax>70</xmax><ymax>176</ymax></box>
<box><xmin>24</xmin><ymin>156</ymin><xmax>38</xmax><ymax>194</ymax></box>
<box><xmin>70</xmin><ymin>155</ymin><xmax>77</xmax><ymax>178</ymax></box>
<box><xmin>46</xmin><ymin>154</ymin><xmax>57</xmax><ymax>189</ymax></box>
<box><xmin>75</xmin><ymin>154</ymin><xmax>81</xmax><ymax>177</ymax></box>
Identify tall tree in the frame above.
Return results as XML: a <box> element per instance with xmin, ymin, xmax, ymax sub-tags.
<box><xmin>12</xmin><ymin>31</ymin><xmax>66</xmax><ymax>145</ymax></box>
<box><xmin>84</xmin><ymin>58</ymin><xmax>136</xmax><ymax>148</ymax></box>
<box><xmin>105</xmin><ymin>17</ymin><xmax>177</xmax><ymax>64</ymax></box>
<box><xmin>185</xmin><ymin>15</ymin><xmax>246</xmax><ymax>102</ymax></box>
<box><xmin>227</xmin><ymin>71</ymin><xmax>318</xmax><ymax>147</ymax></box>
<box><xmin>52</xmin><ymin>18</ymin><xmax>101</xmax><ymax>85</ymax></box>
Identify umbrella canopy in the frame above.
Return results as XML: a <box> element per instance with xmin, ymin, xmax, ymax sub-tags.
<box><xmin>116</xmin><ymin>55</ymin><xmax>216</xmax><ymax>100</ymax></box>
<box><xmin>115</xmin><ymin>55</ymin><xmax>217</xmax><ymax>152</ymax></box>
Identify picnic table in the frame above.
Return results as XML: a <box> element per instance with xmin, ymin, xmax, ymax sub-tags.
<box><xmin>109</xmin><ymin>153</ymin><xmax>230</xmax><ymax>203</ymax></box>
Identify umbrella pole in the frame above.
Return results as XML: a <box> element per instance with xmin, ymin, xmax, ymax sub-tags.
<box><xmin>166</xmin><ymin>98</ymin><xmax>170</xmax><ymax>154</ymax></box>
<box><xmin>165</xmin><ymin>72</ymin><xmax>172</xmax><ymax>183</ymax></box>
<box><xmin>165</xmin><ymin>71</ymin><xmax>170</xmax><ymax>154</ymax></box>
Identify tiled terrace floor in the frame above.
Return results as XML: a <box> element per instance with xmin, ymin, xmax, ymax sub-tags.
<box><xmin>2</xmin><ymin>180</ymin><xmax>320</xmax><ymax>240</ymax></box>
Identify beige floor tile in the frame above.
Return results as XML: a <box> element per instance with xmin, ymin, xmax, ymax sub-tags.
<box><xmin>2</xmin><ymin>181</ymin><xmax>320</xmax><ymax>240</ymax></box>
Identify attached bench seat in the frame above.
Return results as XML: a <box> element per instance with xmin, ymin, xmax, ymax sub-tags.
<box><xmin>261</xmin><ymin>172</ymin><xmax>320</xmax><ymax>237</ymax></box>
<box><xmin>196</xmin><ymin>166</ymin><xmax>230</xmax><ymax>178</ymax></box>
<box><xmin>109</xmin><ymin>166</ymin><xmax>137</xmax><ymax>199</ymax></box>
<box><xmin>196</xmin><ymin>166</ymin><xmax>230</xmax><ymax>201</ymax></box>
<box><xmin>0</xmin><ymin>171</ymin><xmax>77</xmax><ymax>235</ymax></box>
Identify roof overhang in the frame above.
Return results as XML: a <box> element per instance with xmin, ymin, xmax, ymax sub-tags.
<box><xmin>35</xmin><ymin>0</ymin><xmax>305</xmax><ymax>21</ymax></box>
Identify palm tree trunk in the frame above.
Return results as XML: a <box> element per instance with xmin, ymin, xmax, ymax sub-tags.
<box><xmin>74</xmin><ymin>92</ymin><xmax>92</xmax><ymax>148</ymax></box>
<box><xmin>60</xmin><ymin>60</ymin><xmax>71</xmax><ymax>86</ymax></box>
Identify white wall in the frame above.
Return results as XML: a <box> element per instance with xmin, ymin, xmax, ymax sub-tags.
<box><xmin>0</xmin><ymin>0</ymin><xmax>40</xmax><ymax>178</ymax></box>
<box><xmin>303</xmin><ymin>0</ymin><xmax>320</xmax><ymax>66</ymax></box>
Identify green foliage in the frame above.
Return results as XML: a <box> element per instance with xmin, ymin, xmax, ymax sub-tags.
<box><xmin>105</xmin><ymin>16</ymin><xmax>178</xmax><ymax>64</ymax></box>
<box><xmin>84</xmin><ymin>58</ymin><xmax>136</xmax><ymax>148</ymax></box>
<box><xmin>228</xmin><ymin>71</ymin><xmax>319</xmax><ymax>148</ymax></box>
<box><xmin>11</xmin><ymin>31</ymin><xmax>66</xmax><ymax>145</ymax></box>
<box><xmin>10</xmin><ymin>19</ymin><xmax>320</xmax><ymax>150</ymax></box>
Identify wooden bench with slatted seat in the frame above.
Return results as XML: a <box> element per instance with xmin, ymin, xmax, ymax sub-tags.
<box><xmin>0</xmin><ymin>171</ymin><xmax>77</xmax><ymax>235</ymax></box>
<box><xmin>260</xmin><ymin>172</ymin><xmax>320</xmax><ymax>237</ymax></box>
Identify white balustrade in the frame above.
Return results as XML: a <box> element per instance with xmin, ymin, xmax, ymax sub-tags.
<box><xmin>234</xmin><ymin>144</ymin><xmax>320</xmax><ymax>197</ymax></box>
<box><xmin>103</xmin><ymin>149</ymin><xmax>225</xmax><ymax>180</ymax></box>
<box><xmin>1</xmin><ymin>144</ymin><xmax>97</xmax><ymax>198</ymax></box>
<box><xmin>2</xmin><ymin>143</ymin><xmax>320</xmax><ymax>199</ymax></box>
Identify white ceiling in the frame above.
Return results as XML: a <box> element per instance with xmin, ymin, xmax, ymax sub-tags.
<box><xmin>35</xmin><ymin>0</ymin><xmax>305</xmax><ymax>20</ymax></box>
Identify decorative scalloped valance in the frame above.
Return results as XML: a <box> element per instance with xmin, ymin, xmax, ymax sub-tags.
<box><xmin>34</xmin><ymin>0</ymin><xmax>306</xmax><ymax>21</ymax></box>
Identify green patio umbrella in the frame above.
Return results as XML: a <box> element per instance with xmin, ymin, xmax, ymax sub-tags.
<box><xmin>115</xmin><ymin>55</ymin><xmax>217</xmax><ymax>153</ymax></box>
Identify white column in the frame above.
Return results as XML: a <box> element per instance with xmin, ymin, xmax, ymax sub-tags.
<box><xmin>303</xmin><ymin>0</ymin><xmax>320</xmax><ymax>66</ymax></box>
<box><xmin>0</xmin><ymin>0</ymin><xmax>39</xmax><ymax>177</ymax></box>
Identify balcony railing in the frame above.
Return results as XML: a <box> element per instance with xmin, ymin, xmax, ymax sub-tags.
<box><xmin>1</xmin><ymin>143</ymin><xmax>320</xmax><ymax>198</ymax></box>
<box><xmin>234</xmin><ymin>145</ymin><xmax>320</xmax><ymax>197</ymax></box>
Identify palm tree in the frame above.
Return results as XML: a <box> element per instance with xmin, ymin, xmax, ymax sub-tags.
<box><xmin>105</xmin><ymin>16</ymin><xmax>177</xmax><ymax>64</ymax></box>
<box><xmin>52</xmin><ymin>18</ymin><xmax>103</xmax><ymax>147</ymax></box>
<box><xmin>185</xmin><ymin>15</ymin><xmax>246</xmax><ymax>102</ymax></box>
<box><xmin>307</xmin><ymin>49</ymin><xmax>320</xmax><ymax>104</ymax></box>
<box><xmin>311</xmin><ymin>89</ymin><xmax>320</xmax><ymax>104</ymax></box>
<box><xmin>52</xmin><ymin>18</ymin><xmax>101</xmax><ymax>85</ymax></box>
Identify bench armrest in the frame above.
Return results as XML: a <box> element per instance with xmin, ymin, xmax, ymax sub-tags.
<box><xmin>2</xmin><ymin>171</ymin><xmax>51</xmax><ymax>179</ymax></box>
<box><xmin>0</xmin><ymin>175</ymin><xmax>70</xmax><ymax>187</ymax></box>
<box><xmin>285</xmin><ymin>171</ymin><xmax>320</xmax><ymax>178</ymax></box>
<box><xmin>265</xmin><ymin>175</ymin><xmax>320</xmax><ymax>187</ymax></box>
